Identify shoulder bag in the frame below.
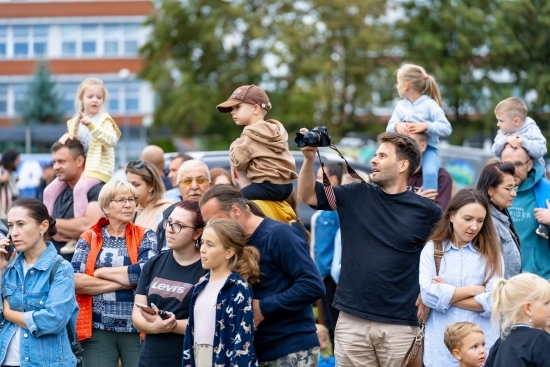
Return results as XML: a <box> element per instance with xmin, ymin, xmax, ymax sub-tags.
<box><xmin>401</xmin><ymin>242</ymin><xmax>444</xmax><ymax>367</ymax></box>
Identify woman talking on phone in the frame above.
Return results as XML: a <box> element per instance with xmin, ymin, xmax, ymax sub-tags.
<box><xmin>0</xmin><ymin>198</ymin><xmax>78</xmax><ymax>367</ymax></box>
<box><xmin>132</xmin><ymin>200</ymin><xmax>207</xmax><ymax>367</ymax></box>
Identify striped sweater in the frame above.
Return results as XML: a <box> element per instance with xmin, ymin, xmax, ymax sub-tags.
<box><xmin>68</xmin><ymin>112</ymin><xmax>121</xmax><ymax>183</ymax></box>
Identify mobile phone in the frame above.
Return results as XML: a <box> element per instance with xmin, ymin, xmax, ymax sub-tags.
<box><xmin>135</xmin><ymin>303</ymin><xmax>156</xmax><ymax>315</ymax></box>
<box><xmin>1</xmin><ymin>234</ymin><xmax>14</xmax><ymax>261</ymax></box>
<box><xmin>157</xmin><ymin>309</ymin><xmax>172</xmax><ymax>320</ymax></box>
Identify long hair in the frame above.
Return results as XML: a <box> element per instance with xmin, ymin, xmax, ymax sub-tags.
<box><xmin>0</xmin><ymin>149</ymin><xmax>20</xmax><ymax>172</ymax></box>
<box><xmin>126</xmin><ymin>160</ymin><xmax>165</xmax><ymax>206</ymax></box>
<box><xmin>205</xmin><ymin>218</ymin><xmax>260</xmax><ymax>285</ymax></box>
<box><xmin>476</xmin><ymin>160</ymin><xmax>516</xmax><ymax>204</ymax></box>
<box><xmin>492</xmin><ymin>273</ymin><xmax>550</xmax><ymax>338</ymax></box>
<box><xmin>397</xmin><ymin>63</ymin><xmax>442</xmax><ymax>107</ymax></box>
<box><xmin>430</xmin><ymin>189</ymin><xmax>502</xmax><ymax>282</ymax></box>
<box><xmin>72</xmin><ymin>78</ymin><xmax>109</xmax><ymax>137</ymax></box>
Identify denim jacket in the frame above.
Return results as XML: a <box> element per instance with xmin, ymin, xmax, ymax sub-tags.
<box><xmin>0</xmin><ymin>242</ymin><xmax>79</xmax><ymax>366</ymax></box>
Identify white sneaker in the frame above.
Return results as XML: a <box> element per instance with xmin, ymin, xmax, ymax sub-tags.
<box><xmin>60</xmin><ymin>239</ymin><xmax>78</xmax><ymax>254</ymax></box>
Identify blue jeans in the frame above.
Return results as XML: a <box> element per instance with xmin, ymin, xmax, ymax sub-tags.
<box><xmin>422</xmin><ymin>146</ymin><xmax>439</xmax><ymax>191</ymax></box>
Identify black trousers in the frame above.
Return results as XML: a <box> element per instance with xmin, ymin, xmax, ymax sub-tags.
<box><xmin>241</xmin><ymin>182</ymin><xmax>293</xmax><ymax>201</ymax></box>
<box><xmin>321</xmin><ymin>275</ymin><xmax>340</xmax><ymax>347</ymax></box>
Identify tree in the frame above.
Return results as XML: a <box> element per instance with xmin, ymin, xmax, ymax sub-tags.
<box><xmin>20</xmin><ymin>60</ymin><xmax>64</xmax><ymax>125</ymax></box>
<box><xmin>140</xmin><ymin>0</ymin><xmax>273</xmax><ymax>143</ymax></box>
<box><xmin>396</xmin><ymin>0</ymin><xmax>500</xmax><ymax>143</ymax></box>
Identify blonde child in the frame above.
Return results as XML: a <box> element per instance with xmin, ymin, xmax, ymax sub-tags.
<box><xmin>183</xmin><ymin>218</ymin><xmax>260</xmax><ymax>367</ymax></box>
<box><xmin>217</xmin><ymin>84</ymin><xmax>297</xmax><ymax>202</ymax></box>
<box><xmin>485</xmin><ymin>273</ymin><xmax>550</xmax><ymax>366</ymax></box>
<box><xmin>444</xmin><ymin>322</ymin><xmax>487</xmax><ymax>367</ymax></box>
<box><xmin>44</xmin><ymin>78</ymin><xmax>120</xmax><ymax>253</ymax></box>
<box><xmin>492</xmin><ymin>97</ymin><xmax>546</xmax><ymax>169</ymax></box>
<box><xmin>387</xmin><ymin>63</ymin><xmax>452</xmax><ymax>192</ymax></box>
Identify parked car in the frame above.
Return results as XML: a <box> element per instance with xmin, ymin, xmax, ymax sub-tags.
<box><xmin>164</xmin><ymin>149</ymin><xmax>372</xmax><ymax>229</ymax></box>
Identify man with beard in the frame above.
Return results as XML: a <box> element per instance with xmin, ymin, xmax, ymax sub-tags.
<box><xmin>298</xmin><ymin>132</ymin><xmax>442</xmax><ymax>367</ymax></box>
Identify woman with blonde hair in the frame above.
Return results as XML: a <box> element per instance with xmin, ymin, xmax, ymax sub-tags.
<box><xmin>72</xmin><ymin>179</ymin><xmax>158</xmax><ymax>367</ymax></box>
<box><xmin>485</xmin><ymin>273</ymin><xmax>550</xmax><ymax>366</ymax></box>
<box><xmin>183</xmin><ymin>218</ymin><xmax>259</xmax><ymax>367</ymax></box>
<box><xmin>420</xmin><ymin>189</ymin><xmax>503</xmax><ymax>366</ymax></box>
<box><xmin>126</xmin><ymin>160</ymin><xmax>174</xmax><ymax>231</ymax></box>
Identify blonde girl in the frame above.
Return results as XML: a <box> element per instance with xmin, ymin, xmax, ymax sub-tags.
<box><xmin>183</xmin><ymin>218</ymin><xmax>259</xmax><ymax>367</ymax></box>
<box><xmin>387</xmin><ymin>63</ymin><xmax>452</xmax><ymax>192</ymax></box>
<box><xmin>485</xmin><ymin>273</ymin><xmax>550</xmax><ymax>366</ymax></box>
<box><xmin>44</xmin><ymin>78</ymin><xmax>121</xmax><ymax>253</ymax></box>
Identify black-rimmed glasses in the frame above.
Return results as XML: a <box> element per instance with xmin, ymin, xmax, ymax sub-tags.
<box><xmin>162</xmin><ymin>219</ymin><xmax>195</xmax><ymax>234</ymax></box>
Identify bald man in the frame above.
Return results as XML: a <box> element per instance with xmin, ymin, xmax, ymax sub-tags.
<box><xmin>141</xmin><ymin>145</ymin><xmax>173</xmax><ymax>190</ymax></box>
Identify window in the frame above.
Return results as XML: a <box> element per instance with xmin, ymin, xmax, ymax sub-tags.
<box><xmin>104</xmin><ymin>82</ymin><xmax>120</xmax><ymax>112</ymax></box>
<box><xmin>125</xmin><ymin>82</ymin><xmax>139</xmax><ymax>112</ymax></box>
<box><xmin>33</xmin><ymin>25</ymin><xmax>49</xmax><ymax>56</ymax></box>
<box><xmin>0</xmin><ymin>84</ymin><xmax>7</xmax><ymax>114</ymax></box>
<box><xmin>81</xmin><ymin>24</ymin><xmax>97</xmax><ymax>56</ymax></box>
<box><xmin>13</xmin><ymin>25</ymin><xmax>29</xmax><ymax>58</ymax></box>
<box><xmin>60</xmin><ymin>83</ymin><xmax>79</xmax><ymax>114</ymax></box>
<box><xmin>123</xmin><ymin>24</ymin><xmax>139</xmax><ymax>56</ymax></box>
<box><xmin>103</xmin><ymin>24</ymin><xmax>120</xmax><ymax>56</ymax></box>
<box><xmin>0</xmin><ymin>26</ymin><xmax>6</xmax><ymax>59</ymax></box>
<box><xmin>13</xmin><ymin>84</ymin><xmax>28</xmax><ymax>114</ymax></box>
<box><xmin>61</xmin><ymin>25</ymin><xmax>78</xmax><ymax>57</ymax></box>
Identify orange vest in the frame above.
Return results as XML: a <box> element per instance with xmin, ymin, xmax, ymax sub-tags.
<box><xmin>75</xmin><ymin>217</ymin><xmax>145</xmax><ymax>340</ymax></box>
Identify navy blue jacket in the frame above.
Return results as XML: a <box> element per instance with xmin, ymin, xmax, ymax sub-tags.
<box><xmin>249</xmin><ymin>218</ymin><xmax>325</xmax><ymax>362</ymax></box>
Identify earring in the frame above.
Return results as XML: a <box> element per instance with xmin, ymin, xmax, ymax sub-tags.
<box><xmin>529</xmin><ymin>313</ymin><xmax>532</xmax><ymax>324</ymax></box>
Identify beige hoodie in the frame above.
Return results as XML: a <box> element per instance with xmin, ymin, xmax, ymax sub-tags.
<box><xmin>230</xmin><ymin>119</ymin><xmax>298</xmax><ymax>184</ymax></box>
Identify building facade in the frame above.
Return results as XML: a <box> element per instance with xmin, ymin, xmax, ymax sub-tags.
<box><xmin>0</xmin><ymin>0</ymin><xmax>155</xmax><ymax>158</ymax></box>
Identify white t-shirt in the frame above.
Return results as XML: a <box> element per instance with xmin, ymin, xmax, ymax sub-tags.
<box><xmin>3</xmin><ymin>259</ymin><xmax>34</xmax><ymax>366</ymax></box>
<box><xmin>192</xmin><ymin>278</ymin><xmax>227</xmax><ymax>345</ymax></box>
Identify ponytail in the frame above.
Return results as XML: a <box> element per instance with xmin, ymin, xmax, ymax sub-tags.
<box><xmin>491</xmin><ymin>278</ymin><xmax>508</xmax><ymax>331</ymax></box>
<box><xmin>232</xmin><ymin>246</ymin><xmax>261</xmax><ymax>286</ymax></box>
<box><xmin>424</xmin><ymin>74</ymin><xmax>442</xmax><ymax>107</ymax></box>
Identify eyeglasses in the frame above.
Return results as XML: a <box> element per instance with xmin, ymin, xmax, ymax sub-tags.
<box><xmin>127</xmin><ymin>160</ymin><xmax>146</xmax><ymax>169</ymax></box>
<box><xmin>110</xmin><ymin>197</ymin><xmax>137</xmax><ymax>206</ymax></box>
<box><xmin>162</xmin><ymin>219</ymin><xmax>195</xmax><ymax>234</ymax></box>
<box><xmin>499</xmin><ymin>185</ymin><xmax>518</xmax><ymax>194</ymax></box>
<box><xmin>506</xmin><ymin>159</ymin><xmax>531</xmax><ymax>168</ymax></box>
<box><xmin>178</xmin><ymin>176</ymin><xmax>209</xmax><ymax>186</ymax></box>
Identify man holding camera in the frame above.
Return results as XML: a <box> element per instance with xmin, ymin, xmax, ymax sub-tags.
<box><xmin>298</xmin><ymin>131</ymin><xmax>442</xmax><ymax>367</ymax></box>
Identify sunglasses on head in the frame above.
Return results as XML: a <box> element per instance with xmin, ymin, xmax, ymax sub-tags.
<box><xmin>127</xmin><ymin>160</ymin><xmax>146</xmax><ymax>169</ymax></box>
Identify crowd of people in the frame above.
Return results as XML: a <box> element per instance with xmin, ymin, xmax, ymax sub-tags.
<box><xmin>0</xmin><ymin>64</ymin><xmax>550</xmax><ymax>367</ymax></box>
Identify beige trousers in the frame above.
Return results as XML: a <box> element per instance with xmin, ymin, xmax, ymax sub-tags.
<box><xmin>334</xmin><ymin>312</ymin><xmax>417</xmax><ymax>367</ymax></box>
<box><xmin>194</xmin><ymin>344</ymin><xmax>213</xmax><ymax>367</ymax></box>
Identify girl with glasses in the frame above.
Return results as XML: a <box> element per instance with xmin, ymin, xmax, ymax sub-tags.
<box><xmin>133</xmin><ymin>200</ymin><xmax>207</xmax><ymax>367</ymax></box>
<box><xmin>476</xmin><ymin>161</ymin><xmax>521</xmax><ymax>279</ymax></box>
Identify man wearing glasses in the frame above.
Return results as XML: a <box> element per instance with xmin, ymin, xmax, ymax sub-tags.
<box><xmin>155</xmin><ymin>159</ymin><xmax>211</xmax><ymax>251</ymax></box>
<box><xmin>501</xmin><ymin>145</ymin><xmax>550</xmax><ymax>278</ymax></box>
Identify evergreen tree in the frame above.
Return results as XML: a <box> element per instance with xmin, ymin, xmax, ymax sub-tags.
<box><xmin>20</xmin><ymin>60</ymin><xmax>64</xmax><ymax>125</ymax></box>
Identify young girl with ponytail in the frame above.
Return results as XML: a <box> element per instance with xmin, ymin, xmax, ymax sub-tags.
<box><xmin>183</xmin><ymin>218</ymin><xmax>260</xmax><ymax>367</ymax></box>
<box><xmin>387</xmin><ymin>63</ymin><xmax>452</xmax><ymax>192</ymax></box>
<box><xmin>485</xmin><ymin>273</ymin><xmax>550</xmax><ymax>366</ymax></box>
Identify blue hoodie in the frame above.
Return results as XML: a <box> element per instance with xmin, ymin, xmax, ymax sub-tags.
<box><xmin>508</xmin><ymin>163</ymin><xmax>550</xmax><ymax>278</ymax></box>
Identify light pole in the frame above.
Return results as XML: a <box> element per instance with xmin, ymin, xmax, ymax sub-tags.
<box><xmin>118</xmin><ymin>68</ymin><xmax>130</xmax><ymax>165</ymax></box>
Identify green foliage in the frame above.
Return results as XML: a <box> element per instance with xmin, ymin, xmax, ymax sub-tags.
<box><xmin>20</xmin><ymin>60</ymin><xmax>65</xmax><ymax>125</ymax></box>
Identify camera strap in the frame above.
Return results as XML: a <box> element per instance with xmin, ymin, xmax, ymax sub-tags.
<box><xmin>318</xmin><ymin>145</ymin><xmax>368</xmax><ymax>210</ymax></box>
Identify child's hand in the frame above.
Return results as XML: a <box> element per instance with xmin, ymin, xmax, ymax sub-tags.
<box><xmin>395</xmin><ymin>122</ymin><xmax>410</xmax><ymax>135</ymax></box>
<box><xmin>407</xmin><ymin>122</ymin><xmax>428</xmax><ymax>134</ymax></box>
<box><xmin>58</xmin><ymin>133</ymin><xmax>73</xmax><ymax>144</ymax></box>
<box><xmin>79</xmin><ymin>111</ymin><xmax>92</xmax><ymax>127</ymax></box>
<box><xmin>506</xmin><ymin>133</ymin><xmax>523</xmax><ymax>148</ymax></box>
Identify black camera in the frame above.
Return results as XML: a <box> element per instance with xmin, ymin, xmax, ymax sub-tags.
<box><xmin>295</xmin><ymin>126</ymin><xmax>332</xmax><ymax>148</ymax></box>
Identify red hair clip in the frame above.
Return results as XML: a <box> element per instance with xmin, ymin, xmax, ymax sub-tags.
<box><xmin>423</xmin><ymin>74</ymin><xmax>429</xmax><ymax>80</ymax></box>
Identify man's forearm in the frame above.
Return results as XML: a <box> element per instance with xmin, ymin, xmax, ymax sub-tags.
<box><xmin>297</xmin><ymin>155</ymin><xmax>317</xmax><ymax>206</ymax></box>
<box><xmin>75</xmin><ymin>274</ymin><xmax>130</xmax><ymax>295</ymax></box>
<box><xmin>56</xmin><ymin>216</ymin><xmax>96</xmax><ymax>238</ymax></box>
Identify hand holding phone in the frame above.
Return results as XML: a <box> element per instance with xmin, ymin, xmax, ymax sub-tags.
<box><xmin>0</xmin><ymin>236</ymin><xmax>14</xmax><ymax>264</ymax></box>
<box><xmin>135</xmin><ymin>303</ymin><xmax>156</xmax><ymax>315</ymax></box>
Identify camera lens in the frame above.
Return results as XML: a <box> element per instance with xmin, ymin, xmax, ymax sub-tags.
<box><xmin>295</xmin><ymin>131</ymin><xmax>320</xmax><ymax>148</ymax></box>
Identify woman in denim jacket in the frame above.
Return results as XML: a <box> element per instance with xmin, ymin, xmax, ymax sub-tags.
<box><xmin>0</xmin><ymin>198</ymin><xmax>78</xmax><ymax>367</ymax></box>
